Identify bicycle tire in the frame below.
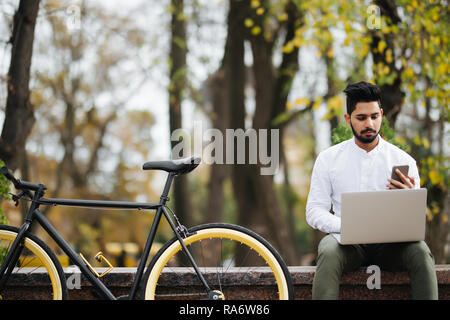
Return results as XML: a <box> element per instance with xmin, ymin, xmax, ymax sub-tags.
<box><xmin>142</xmin><ymin>223</ymin><xmax>293</xmax><ymax>300</ymax></box>
<box><xmin>0</xmin><ymin>225</ymin><xmax>67</xmax><ymax>300</ymax></box>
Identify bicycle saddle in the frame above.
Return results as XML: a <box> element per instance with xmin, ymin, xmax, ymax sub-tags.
<box><xmin>142</xmin><ymin>156</ymin><xmax>201</xmax><ymax>175</ymax></box>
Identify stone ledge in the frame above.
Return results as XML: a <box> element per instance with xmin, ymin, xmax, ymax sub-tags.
<box><xmin>3</xmin><ymin>265</ymin><xmax>449</xmax><ymax>300</ymax></box>
<box><xmin>290</xmin><ymin>265</ymin><xmax>450</xmax><ymax>300</ymax></box>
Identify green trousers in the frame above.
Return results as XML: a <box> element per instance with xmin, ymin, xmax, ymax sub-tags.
<box><xmin>312</xmin><ymin>235</ymin><xmax>438</xmax><ymax>300</ymax></box>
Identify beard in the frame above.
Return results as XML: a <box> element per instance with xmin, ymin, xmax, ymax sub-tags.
<box><xmin>350</xmin><ymin>122</ymin><xmax>379</xmax><ymax>144</ymax></box>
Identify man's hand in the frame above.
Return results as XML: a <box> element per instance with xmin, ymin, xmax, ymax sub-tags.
<box><xmin>386</xmin><ymin>169</ymin><xmax>415</xmax><ymax>189</ymax></box>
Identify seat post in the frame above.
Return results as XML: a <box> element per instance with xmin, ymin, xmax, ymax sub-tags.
<box><xmin>159</xmin><ymin>172</ymin><xmax>175</xmax><ymax>205</ymax></box>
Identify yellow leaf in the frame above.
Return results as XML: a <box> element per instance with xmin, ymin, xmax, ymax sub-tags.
<box><xmin>385</xmin><ymin>49</ymin><xmax>393</xmax><ymax>63</ymax></box>
<box><xmin>292</xmin><ymin>37</ymin><xmax>303</xmax><ymax>48</ymax></box>
<box><xmin>327</xmin><ymin>49</ymin><xmax>334</xmax><ymax>58</ymax></box>
<box><xmin>344</xmin><ymin>37</ymin><xmax>350</xmax><ymax>46</ymax></box>
<box><xmin>344</xmin><ymin>22</ymin><xmax>351</xmax><ymax>33</ymax></box>
<box><xmin>382</xmin><ymin>26</ymin><xmax>391</xmax><ymax>34</ymax></box>
<box><xmin>426</xmin><ymin>207</ymin><xmax>433</xmax><ymax>221</ymax></box>
<box><xmin>282</xmin><ymin>42</ymin><xmax>294</xmax><ymax>53</ymax></box>
<box><xmin>425</xmin><ymin>89</ymin><xmax>433</xmax><ymax>98</ymax></box>
<box><xmin>286</xmin><ymin>101</ymin><xmax>294</xmax><ymax>110</ymax></box>
<box><xmin>294</xmin><ymin>97</ymin><xmax>310</xmax><ymax>106</ymax></box>
<box><xmin>327</xmin><ymin>96</ymin><xmax>343</xmax><ymax>111</ymax></box>
<box><xmin>251</xmin><ymin>0</ymin><xmax>260</xmax><ymax>8</ymax></box>
<box><xmin>361</xmin><ymin>44</ymin><xmax>369</xmax><ymax>57</ymax></box>
<box><xmin>278</xmin><ymin>13</ymin><xmax>288</xmax><ymax>22</ymax></box>
<box><xmin>30</xmin><ymin>90</ymin><xmax>45</xmax><ymax>107</ymax></box>
<box><xmin>251</xmin><ymin>26</ymin><xmax>261</xmax><ymax>35</ymax></box>
<box><xmin>395</xmin><ymin>136</ymin><xmax>406</xmax><ymax>145</ymax></box>
<box><xmin>437</xmin><ymin>63</ymin><xmax>447</xmax><ymax>75</ymax></box>
<box><xmin>413</xmin><ymin>135</ymin><xmax>421</xmax><ymax>145</ymax></box>
<box><xmin>312</xmin><ymin>98</ymin><xmax>323</xmax><ymax>110</ymax></box>
<box><xmin>427</xmin><ymin>156</ymin><xmax>434</xmax><ymax>168</ymax></box>
<box><xmin>377</xmin><ymin>41</ymin><xmax>387</xmax><ymax>54</ymax></box>
<box><xmin>422</xmin><ymin>137</ymin><xmax>430</xmax><ymax>149</ymax></box>
<box><xmin>429</xmin><ymin>170</ymin><xmax>442</xmax><ymax>185</ymax></box>
<box><xmin>244</xmin><ymin>18</ymin><xmax>254</xmax><ymax>28</ymax></box>
<box><xmin>432</xmin><ymin>36</ymin><xmax>440</xmax><ymax>46</ymax></box>
<box><xmin>432</xmin><ymin>12</ymin><xmax>439</xmax><ymax>22</ymax></box>
<box><xmin>256</xmin><ymin>8</ymin><xmax>265</xmax><ymax>15</ymax></box>
<box><xmin>405</xmin><ymin>68</ymin><xmax>414</xmax><ymax>78</ymax></box>
<box><xmin>431</xmin><ymin>202</ymin><xmax>440</xmax><ymax>215</ymax></box>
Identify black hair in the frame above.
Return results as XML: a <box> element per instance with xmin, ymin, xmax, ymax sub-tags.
<box><xmin>343</xmin><ymin>81</ymin><xmax>381</xmax><ymax>115</ymax></box>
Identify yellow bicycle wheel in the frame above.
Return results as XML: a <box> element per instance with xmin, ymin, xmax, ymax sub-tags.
<box><xmin>143</xmin><ymin>223</ymin><xmax>293</xmax><ymax>300</ymax></box>
<box><xmin>0</xmin><ymin>225</ymin><xmax>67</xmax><ymax>300</ymax></box>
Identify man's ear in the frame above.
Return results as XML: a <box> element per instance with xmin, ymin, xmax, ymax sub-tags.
<box><xmin>344</xmin><ymin>113</ymin><xmax>351</xmax><ymax>126</ymax></box>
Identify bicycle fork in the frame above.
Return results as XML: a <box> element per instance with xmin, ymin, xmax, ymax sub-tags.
<box><xmin>0</xmin><ymin>190</ymin><xmax>42</xmax><ymax>296</ymax></box>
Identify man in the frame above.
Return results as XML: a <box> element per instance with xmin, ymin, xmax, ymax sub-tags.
<box><xmin>306</xmin><ymin>81</ymin><xmax>438</xmax><ymax>300</ymax></box>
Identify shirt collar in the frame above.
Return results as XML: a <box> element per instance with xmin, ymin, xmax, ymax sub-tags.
<box><xmin>351</xmin><ymin>135</ymin><xmax>384</xmax><ymax>156</ymax></box>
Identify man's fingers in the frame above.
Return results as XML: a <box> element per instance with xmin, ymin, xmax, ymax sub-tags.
<box><xmin>396</xmin><ymin>169</ymin><xmax>415</xmax><ymax>188</ymax></box>
<box><xmin>387</xmin><ymin>178</ymin><xmax>405</xmax><ymax>189</ymax></box>
<box><xmin>388</xmin><ymin>169</ymin><xmax>414</xmax><ymax>189</ymax></box>
<box><xmin>396</xmin><ymin>169</ymin><xmax>409</xmax><ymax>183</ymax></box>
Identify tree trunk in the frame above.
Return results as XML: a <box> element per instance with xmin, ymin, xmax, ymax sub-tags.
<box><xmin>0</xmin><ymin>0</ymin><xmax>40</xmax><ymax>170</ymax></box>
<box><xmin>204</xmin><ymin>68</ymin><xmax>230</xmax><ymax>223</ymax></box>
<box><xmin>223</xmin><ymin>0</ymin><xmax>301</xmax><ymax>264</ymax></box>
<box><xmin>371</xmin><ymin>0</ymin><xmax>404</xmax><ymax>127</ymax></box>
<box><xmin>169</xmin><ymin>0</ymin><xmax>192</xmax><ymax>227</ymax></box>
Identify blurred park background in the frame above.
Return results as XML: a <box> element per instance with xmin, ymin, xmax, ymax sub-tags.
<box><xmin>0</xmin><ymin>0</ymin><xmax>448</xmax><ymax>267</ymax></box>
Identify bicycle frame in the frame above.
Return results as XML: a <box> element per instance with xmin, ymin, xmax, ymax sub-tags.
<box><xmin>0</xmin><ymin>172</ymin><xmax>209</xmax><ymax>300</ymax></box>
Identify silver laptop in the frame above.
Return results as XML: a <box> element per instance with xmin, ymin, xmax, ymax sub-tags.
<box><xmin>332</xmin><ymin>188</ymin><xmax>427</xmax><ymax>245</ymax></box>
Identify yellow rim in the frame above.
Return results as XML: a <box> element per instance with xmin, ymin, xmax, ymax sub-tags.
<box><xmin>145</xmin><ymin>227</ymin><xmax>289</xmax><ymax>300</ymax></box>
<box><xmin>0</xmin><ymin>230</ymin><xmax>63</xmax><ymax>300</ymax></box>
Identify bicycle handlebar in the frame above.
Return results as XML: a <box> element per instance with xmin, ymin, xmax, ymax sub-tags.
<box><xmin>0</xmin><ymin>166</ymin><xmax>46</xmax><ymax>192</ymax></box>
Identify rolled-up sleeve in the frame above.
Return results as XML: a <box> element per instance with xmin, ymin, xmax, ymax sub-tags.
<box><xmin>410</xmin><ymin>159</ymin><xmax>421</xmax><ymax>189</ymax></box>
<box><xmin>306</xmin><ymin>153</ymin><xmax>341</xmax><ymax>234</ymax></box>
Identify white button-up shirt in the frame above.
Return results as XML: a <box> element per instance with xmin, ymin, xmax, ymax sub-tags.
<box><xmin>305</xmin><ymin>136</ymin><xmax>420</xmax><ymax>234</ymax></box>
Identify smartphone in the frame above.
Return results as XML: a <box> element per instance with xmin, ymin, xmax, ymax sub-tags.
<box><xmin>391</xmin><ymin>165</ymin><xmax>409</xmax><ymax>183</ymax></box>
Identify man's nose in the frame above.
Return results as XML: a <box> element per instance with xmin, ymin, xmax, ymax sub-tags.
<box><xmin>365</xmin><ymin>118</ymin><xmax>375</xmax><ymax>127</ymax></box>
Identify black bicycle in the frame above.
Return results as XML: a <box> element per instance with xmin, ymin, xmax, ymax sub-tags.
<box><xmin>0</xmin><ymin>156</ymin><xmax>293</xmax><ymax>300</ymax></box>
